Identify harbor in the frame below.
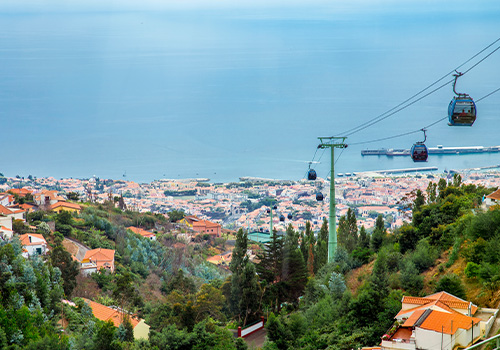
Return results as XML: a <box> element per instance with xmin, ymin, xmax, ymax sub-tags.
<box><xmin>361</xmin><ymin>145</ymin><xmax>500</xmax><ymax>157</ymax></box>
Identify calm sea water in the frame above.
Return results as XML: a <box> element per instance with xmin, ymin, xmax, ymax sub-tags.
<box><xmin>1</xmin><ymin>3</ymin><xmax>499</xmax><ymax>183</ymax></box>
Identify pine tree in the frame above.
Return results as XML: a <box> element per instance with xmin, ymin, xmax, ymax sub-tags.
<box><xmin>239</xmin><ymin>262</ymin><xmax>260</xmax><ymax>326</ymax></box>
<box><xmin>256</xmin><ymin>230</ymin><xmax>283</xmax><ymax>285</ymax></box>
<box><xmin>358</xmin><ymin>225</ymin><xmax>370</xmax><ymax>249</ymax></box>
<box><xmin>314</xmin><ymin>218</ymin><xmax>328</xmax><ymax>273</ymax></box>
<box><xmin>370</xmin><ymin>215</ymin><xmax>386</xmax><ymax>252</ymax></box>
<box><xmin>230</xmin><ymin>228</ymin><xmax>248</xmax><ymax>275</ymax></box>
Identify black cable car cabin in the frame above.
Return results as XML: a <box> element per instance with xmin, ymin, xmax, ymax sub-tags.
<box><xmin>316</xmin><ymin>192</ymin><xmax>324</xmax><ymax>201</ymax></box>
<box><xmin>448</xmin><ymin>95</ymin><xmax>476</xmax><ymax>126</ymax></box>
<box><xmin>287</xmin><ymin>213</ymin><xmax>292</xmax><ymax>220</ymax></box>
<box><xmin>411</xmin><ymin>143</ymin><xmax>428</xmax><ymax>162</ymax></box>
<box><xmin>307</xmin><ymin>169</ymin><xmax>317</xmax><ymax>181</ymax></box>
<box><xmin>279</xmin><ymin>215</ymin><xmax>285</xmax><ymax>222</ymax></box>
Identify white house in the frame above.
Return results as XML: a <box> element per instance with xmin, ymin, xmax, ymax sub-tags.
<box><xmin>381</xmin><ymin>292</ymin><xmax>484</xmax><ymax>350</ymax></box>
<box><xmin>81</xmin><ymin>248</ymin><xmax>115</xmax><ymax>275</ymax></box>
<box><xmin>483</xmin><ymin>188</ymin><xmax>500</xmax><ymax>208</ymax></box>
<box><xmin>19</xmin><ymin>233</ymin><xmax>48</xmax><ymax>258</ymax></box>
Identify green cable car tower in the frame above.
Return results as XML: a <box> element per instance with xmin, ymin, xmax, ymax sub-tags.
<box><xmin>317</xmin><ymin>136</ymin><xmax>347</xmax><ymax>263</ymax></box>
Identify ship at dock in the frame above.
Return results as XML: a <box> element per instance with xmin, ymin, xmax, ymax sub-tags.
<box><xmin>361</xmin><ymin>145</ymin><xmax>500</xmax><ymax>156</ymax></box>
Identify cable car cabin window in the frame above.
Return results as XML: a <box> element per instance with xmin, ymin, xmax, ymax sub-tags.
<box><xmin>453</xmin><ymin>101</ymin><xmax>475</xmax><ymax>115</ymax></box>
<box><xmin>411</xmin><ymin>145</ymin><xmax>428</xmax><ymax>162</ymax></box>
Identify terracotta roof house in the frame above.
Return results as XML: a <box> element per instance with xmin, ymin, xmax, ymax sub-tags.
<box><xmin>19</xmin><ymin>233</ymin><xmax>48</xmax><ymax>258</ymax></box>
<box><xmin>127</xmin><ymin>226</ymin><xmax>156</xmax><ymax>241</ymax></box>
<box><xmin>83</xmin><ymin>298</ymin><xmax>150</xmax><ymax>340</ymax></box>
<box><xmin>179</xmin><ymin>215</ymin><xmax>201</xmax><ymax>227</ymax></box>
<box><xmin>483</xmin><ymin>188</ymin><xmax>500</xmax><ymax>208</ymax></box>
<box><xmin>33</xmin><ymin>190</ymin><xmax>65</xmax><ymax>206</ymax></box>
<box><xmin>0</xmin><ymin>225</ymin><xmax>13</xmax><ymax>240</ymax></box>
<box><xmin>50</xmin><ymin>201</ymin><xmax>82</xmax><ymax>214</ymax></box>
<box><xmin>380</xmin><ymin>292</ymin><xmax>494</xmax><ymax>350</ymax></box>
<box><xmin>81</xmin><ymin>248</ymin><xmax>115</xmax><ymax>275</ymax></box>
<box><xmin>192</xmin><ymin>219</ymin><xmax>221</xmax><ymax>237</ymax></box>
<box><xmin>206</xmin><ymin>252</ymin><xmax>232</xmax><ymax>267</ymax></box>
<box><xmin>8</xmin><ymin>188</ymin><xmax>33</xmax><ymax>197</ymax></box>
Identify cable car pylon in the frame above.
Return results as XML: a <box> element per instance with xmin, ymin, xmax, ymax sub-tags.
<box><xmin>317</xmin><ymin>136</ymin><xmax>347</xmax><ymax>263</ymax></box>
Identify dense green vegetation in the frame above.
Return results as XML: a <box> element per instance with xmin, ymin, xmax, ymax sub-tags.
<box><xmin>1</xmin><ymin>174</ymin><xmax>498</xmax><ymax>349</ymax></box>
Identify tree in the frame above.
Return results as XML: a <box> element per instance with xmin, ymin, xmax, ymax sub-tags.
<box><xmin>338</xmin><ymin>209</ymin><xmax>358</xmax><ymax>253</ymax></box>
<box><xmin>167</xmin><ymin>210</ymin><xmax>185</xmax><ymax>222</ymax></box>
<box><xmin>434</xmin><ymin>274</ymin><xmax>466</xmax><ymax>300</ymax></box>
<box><xmin>93</xmin><ymin>321</ymin><xmax>120</xmax><ymax>350</ymax></box>
<box><xmin>49</xmin><ymin>245</ymin><xmax>80</xmax><ymax>296</ymax></box>
<box><xmin>398</xmin><ymin>225</ymin><xmax>419</xmax><ymax>254</ymax></box>
<box><xmin>370</xmin><ymin>215</ymin><xmax>385</xmax><ymax>252</ymax></box>
<box><xmin>230</xmin><ymin>229</ymin><xmax>248</xmax><ymax>275</ymax></box>
<box><xmin>56</xmin><ymin>210</ymin><xmax>73</xmax><ymax>226</ymax></box>
<box><xmin>412</xmin><ymin>189</ymin><xmax>425</xmax><ymax>213</ymax></box>
<box><xmin>358</xmin><ymin>225</ymin><xmax>370</xmax><ymax>249</ymax></box>
<box><xmin>282</xmin><ymin>228</ymin><xmax>308</xmax><ymax>303</ymax></box>
<box><xmin>400</xmin><ymin>260</ymin><xmax>423</xmax><ymax>294</ymax></box>
<box><xmin>67</xmin><ymin>192</ymin><xmax>80</xmax><ymax>201</ymax></box>
<box><xmin>426</xmin><ymin>182</ymin><xmax>437</xmax><ymax>203</ymax></box>
<box><xmin>112</xmin><ymin>272</ymin><xmax>137</xmax><ymax>315</ymax></box>
<box><xmin>314</xmin><ymin>218</ymin><xmax>329</xmax><ymax>272</ymax></box>
<box><xmin>239</xmin><ymin>262</ymin><xmax>261</xmax><ymax>326</ymax></box>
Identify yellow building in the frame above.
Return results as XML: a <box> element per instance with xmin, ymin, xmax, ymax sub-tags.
<box><xmin>50</xmin><ymin>201</ymin><xmax>82</xmax><ymax>214</ymax></box>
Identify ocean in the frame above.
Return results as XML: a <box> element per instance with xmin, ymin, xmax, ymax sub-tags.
<box><xmin>1</xmin><ymin>1</ymin><xmax>500</xmax><ymax>183</ymax></box>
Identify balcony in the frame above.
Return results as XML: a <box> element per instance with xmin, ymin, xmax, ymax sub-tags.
<box><xmin>381</xmin><ymin>339</ymin><xmax>416</xmax><ymax>350</ymax></box>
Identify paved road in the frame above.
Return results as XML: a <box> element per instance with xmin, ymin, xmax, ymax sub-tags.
<box><xmin>243</xmin><ymin>329</ymin><xmax>267</xmax><ymax>349</ymax></box>
<box><xmin>64</xmin><ymin>237</ymin><xmax>90</xmax><ymax>262</ymax></box>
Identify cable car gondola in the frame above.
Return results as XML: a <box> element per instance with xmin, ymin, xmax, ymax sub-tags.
<box><xmin>279</xmin><ymin>215</ymin><xmax>285</xmax><ymax>222</ymax></box>
<box><xmin>411</xmin><ymin>129</ymin><xmax>428</xmax><ymax>162</ymax></box>
<box><xmin>307</xmin><ymin>169</ymin><xmax>317</xmax><ymax>181</ymax></box>
<box><xmin>266</xmin><ymin>208</ymin><xmax>271</xmax><ymax>214</ymax></box>
<box><xmin>448</xmin><ymin>71</ymin><xmax>476</xmax><ymax>126</ymax></box>
<box><xmin>287</xmin><ymin>213</ymin><xmax>292</xmax><ymax>220</ymax></box>
<box><xmin>316</xmin><ymin>192</ymin><xmax>324</xmax><ymax>201</ymax></box>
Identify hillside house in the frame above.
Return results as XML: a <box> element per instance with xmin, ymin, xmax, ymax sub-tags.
<box><xmin>50</xmin><ymin>201</ymin><xmax>82</xmax><ymax>214</ymax></box>
<box><xmin>81</xmin><ymin>248</ymin><xmax>115</xmax><ymax>275</ymax></box>
<box><xmin>483</xmin><ymin>188</ymin><xmax>500</xmax><ymax>208</ymax></box>
<box><xmin>19</xmin><ymin>233</ymin><xmax>48</xmax><ymax>258</ymax></box>
<box><xmin>83</xmin><ymin>298</ymin><xmax>150</xmax><ymax>340</ymax></box>
<box><xmin>380</xmin><ymin>292</ymin><xmax>493</xmax><ymax>350</ymax></box>
<box><xmin>127</xmin><ymin>226</ymin><xmax>156</xmax><ymax>241</ymax></box>
<box><xmin>192</xmin><ymin>219</ymin><xmax>221</xmax><ymax>237</ymax></box>
<box><xmin>179</xmin><ymin>215</ymin><xmax>200</xmax><ymax>227</ymax></box>
<box><xmin>0</xmin><ymin>204</ymin><xmax>25</xmax><ymax>222</ymax></box>
<box><xmin>0</xmin><ymin>215</ymin><xmax>13</xmax><ymax>239</ymax></box>
<box><xmin>33</xmin><ymin>190</ymin><xmax>64</xmax><ymax>207</ymax></box>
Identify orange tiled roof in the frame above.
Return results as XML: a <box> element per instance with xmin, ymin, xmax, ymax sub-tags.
<box><xmin>83</xmin><ymin>248</ymin><xmax>115</xmax><ymax>262</ymax></box>
<box><xmin>418</xmin><ymin>310</ymin><xmax>481</xmax><ymax>334</ymax></box>
<box><xmin>83</xmin><ymin>299</ymin><xmax>140</xmax><ymax>328</ymax></box>
<box><xmin>0</xmin><ymin>205</ymin><xmax>13</xmax><ymax>215</ymax></box>
<box><xmin>19</xmin><ymin>233</ymin><xmax>47</xmax><ymax>246</ymax></box>
<box><xmin>127</xmin><ymin>226</ymin><xmax>155</xmax><ymax>237</ymax></box>
<box><xmin>486</xmin><ymin>188</ymin><xmax>500</xmax><ymax>201</ymax></box>
<box><xmin>192</xmin><ymin>220</ymin><xmax>220</xmax><ymax>229</ymax></box>
<box><xmin>9</xmin><ymin>188</ymin><xmax>33</xmax><ymax>196</ymax></box>
<box><xmin>402</xmin><ymin>292</ymin><xmax>477</xmax><ymax>314</ymax></box>
<box><xmin>50</xmin><ymin>201</ymin><xmax>82</xmax><ymax>211</ymax></box>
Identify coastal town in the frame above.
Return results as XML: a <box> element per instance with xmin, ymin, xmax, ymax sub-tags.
<box><xmin>1</xmin><ymin>170</ymin><xmax>499</xmax><ymax>235</ymax></box>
